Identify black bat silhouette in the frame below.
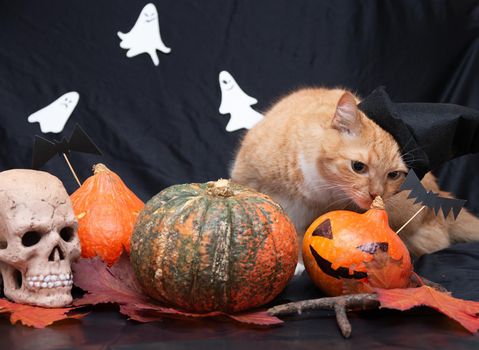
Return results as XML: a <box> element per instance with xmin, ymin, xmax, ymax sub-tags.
<box><xmin>399</xmin><ymin>170</ymin><xmax>466</xmax><ymax>219</ymax></box>
<box><xmin>32</xmin><ymin>124</ymin><xmax>102</xmax><ymax>169</ymax></box>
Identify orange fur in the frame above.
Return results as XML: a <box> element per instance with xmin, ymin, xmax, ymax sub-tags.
<box><xmin>231</xmin><ymin>87</ymin><xmax>479</xmax><ymax>257</ymax></box>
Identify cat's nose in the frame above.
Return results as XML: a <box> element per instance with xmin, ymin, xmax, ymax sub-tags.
<box><xmin>369</xmin><ymin>192</ymin><xmax>378</xmax><ymax>200</ymax></box>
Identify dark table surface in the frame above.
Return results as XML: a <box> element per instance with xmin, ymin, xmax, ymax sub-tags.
<box><xmin>2</xmin><ymin>242</ymin><xmax>479</xmax><ymax>350</ymax></box>
<box><xmin>1</xmin><ymin>303</ymin><xmax>478</xmax><ymax>350</ymax></box>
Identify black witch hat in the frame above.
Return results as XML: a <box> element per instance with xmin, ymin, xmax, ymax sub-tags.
<box><xmin>357</xmin><ymin>86</ymin><xmax>479</xmax><ymax>179</ymax></box>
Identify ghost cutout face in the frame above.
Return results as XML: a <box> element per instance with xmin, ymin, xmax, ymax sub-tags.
<box><xmin>218</xmin><ymin>71</ymin><xmax>264</xmax><ymax>132</ymax></box>
<box><xmin>141</xmin><ymin>3</ymin><xmax>158</xmax><ymax>23</ymax></box>
<box><xmin>28</xmin><ymin>92</ymin><xmax>79</xmax><ymax>134</ymax></box>
<box><xmin>219</xmin><ymin>71</ymin><xmax>237</xmax><ymax>93</ymax></box>
<box><xmin>0</xmin><ymin>169</ymin><xmax>81</xmax><ymax>307</ymax></box>
<box><xmin>117</xmin><ymin>3</ymin><xmax>171</xmax><ymax>66</ymax></box>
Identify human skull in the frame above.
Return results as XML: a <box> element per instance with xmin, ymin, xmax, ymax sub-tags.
<box><xmin>0</xmin><ymin>169</ymin><xmax>81</xmax><ymax>307</ymax></box>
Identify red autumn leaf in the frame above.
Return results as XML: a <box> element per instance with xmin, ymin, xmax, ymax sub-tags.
<box><xmin>73</xmin><ymin>254</ymin><xmax>282</xmax><ymax>326</ymax></box>
<box><xmin>363</xmin><ymin>250</ymin><xmax>412</xmax><ymax>290</ymax></box>
<box><xmin>126</xmin><ymin>301</ymin><xmax>283</xmax><ymax>325</ymax></box>
<box><xmin>229</xmin><ymin>311</ymin><xmax>283</xmax><ymax>325</ymax></box>
<box><xmin>342</xmin><ymin>251</ymin><xmax>412</xmax><ymax>295</ymax></box>
<box><xmin>377</xmin><ymin>286</ymin><xmax>479</xmax><ymax>333</ymax></box>
<box><xmin>0</xmin><ymin>298</ymin><xmax>85</xmax><ymax>328</ymax></box>
<box><xmin>73</xmin><ymin>254</ymin><xmax>149</xmax><ymax>306</ymax></box>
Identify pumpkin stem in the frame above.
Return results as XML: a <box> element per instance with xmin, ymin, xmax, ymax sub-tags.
<box><xmin>93</xmin><ymin>163</ymin><xmax>110</xmax><ymax>174</ymax></box>
<box><xmin>206</xmin><ymin>179</ymin><xmax>235</xmax><ymax>197</ymax></box>
<box><xmin>370</xmin><ymin>196</ymin><xmax>385</xmax><ymax>210</ymax></box>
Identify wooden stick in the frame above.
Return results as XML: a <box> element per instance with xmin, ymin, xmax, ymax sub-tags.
<box><xmin>410</xmin><ymin>272</ymin><xmax>448</xmax><ymax>292</ymax></box>
<box><xmin>396</xmin><ymin>205</ymin><xmax>426</xmax><ymax>234</ymax></box>
<box><xmin>268</xmin><ymin>293</ymin><xmax>379</xmax><ymax>338</ymax></box>
<box><xmin>334</xmin><ymin>301</ymin><xmax>351</xmax><ymax>338</ymax></box>
<box><xmin>267</xmin><ymin>278</ymin><xmax>447</xmax><ymax>338</ymax></box>
<box><xmin>62</xmin><ymin>153</ymin><xmax>82</xmax><ymax>187</ymax></box>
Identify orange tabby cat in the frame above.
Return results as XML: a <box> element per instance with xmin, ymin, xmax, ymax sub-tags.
<box><xmin>231</xmin><ymin>88</ymin><xmax>479</xmax><ymax>257</ymax></box>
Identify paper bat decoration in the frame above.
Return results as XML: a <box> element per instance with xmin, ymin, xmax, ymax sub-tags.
<box><xmin>32</xmin><ymin>124</ymin><xmax>102</xmax><ymax>169</ymax></box>
<box><xmin>399</xmin><ymin>170</ymin><xmax>466</xmax><ymax>219</ymax></box>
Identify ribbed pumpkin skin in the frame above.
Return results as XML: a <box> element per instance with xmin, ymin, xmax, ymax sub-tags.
<box><xmin>70</xmin><ymin>163</ymin><xmax>144</xmax><ymax>266</ymax></box>
<box><xmin>130</xmin><ymin>180</ymin><xmax>298</xmax><ymax>313</ymax></box>
<box><xmin>303</xmin><ymin>206</ymin><xmax>412</xmax><ymax>297</ymax></box>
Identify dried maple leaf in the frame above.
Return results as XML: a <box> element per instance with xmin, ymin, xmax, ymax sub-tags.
<box><xmin>73</xmin><ymin>254</ymin><xmax>282</xmax><ymax>326</ymax></box>
<box><xmin>363</xmin><ymin>250</ymin><xmax>412</xmax><ymax>289</ymax></box>
<box><xmin>229</xmin><ymin>311</ymin><xmax>283</xmax><ymax>325</ymax></box>
<box><xmin>342</xmin><ymin>251</ymin><xmax>412</xmax><ymax>294</ymax></box>
<box><xmin>342</xmin><ymin>278</ymin><xmax>374</xmax><ymax>295</ymax></box>
<box><xmin>377</xmin><ymin>286</ymin><xmax>479</xmax><ymax>333</ymax></box>
<box><xmin>73</xmin><ymin>254</ymin><xmax>148</xmax><ymax>306</ymax></box>
<box><xmin>0</xmin><ymin>298</ymin><xmax>85</xmax><ymax>328</ymax></box>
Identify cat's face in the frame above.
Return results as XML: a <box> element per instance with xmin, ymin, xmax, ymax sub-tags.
<box><xmin>317</xmin><ymin>92</ymin><xmax>408</xmax><ymax>210</ymax></box>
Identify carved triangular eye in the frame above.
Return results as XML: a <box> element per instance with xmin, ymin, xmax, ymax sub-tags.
<box><xmin>312</xmin><ymin>219</ymin><xmax>333</xmax><ymax>239</ymax></box>
<box><xmin>356</xmin><ymin>242</ymin><xmax>389</xmax><ymax>254</ymax></box>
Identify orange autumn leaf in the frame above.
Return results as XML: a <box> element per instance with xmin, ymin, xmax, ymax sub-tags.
<box><xmin>364</xmin><ymin>250</ymin><xmax>412</xmax><ymax>290</ymax></box>
<box><xmin>342</xmin><ymin>251</ymin><xmax>412</xmax><ymax>295</ymax></box>
<box><xmin>0</xmin><ymin>298</ymin><xmax>85</xmax><ymax>328</ymax></box>
<box><xmin>377</xmin><ymin>286</ymin><xmax>479</xmax><ymax>333</ymax></box>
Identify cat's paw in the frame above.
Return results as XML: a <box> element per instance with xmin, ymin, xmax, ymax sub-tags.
<box><xmin>294</xmin><ymin>262</ymin><xmax>305</xmax><ymax>276</ymax></box>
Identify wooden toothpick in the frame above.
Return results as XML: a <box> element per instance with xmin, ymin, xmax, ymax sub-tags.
<box><xmin>396</xmin><ymin>205</ymin><xmax>427</xmax><ymax>234</ymax></box>
<box><xmin>62</xmin><ymin>153</ymin><xmax>82</xmax><ymax>187</ymax></box>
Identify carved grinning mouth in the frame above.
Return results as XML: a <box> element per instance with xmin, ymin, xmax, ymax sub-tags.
<box><xmin>309</xmin><ymin>245</ymin><xmax>368</xmax><ymax>280</ymax></box>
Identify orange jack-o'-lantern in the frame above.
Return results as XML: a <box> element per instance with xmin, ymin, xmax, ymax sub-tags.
<box><xmin>302</xmin><ymin>197</ymin><xmax>412</xmax><ymax>296</ymax></box>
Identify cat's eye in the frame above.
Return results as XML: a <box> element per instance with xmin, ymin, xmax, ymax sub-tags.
<box><xmin>387</xmin><ymin>171</ymin><xmax>402</xmax><ymax>180</ymax></box>
<box><xmin>351</xmin><ymin>161</ymin><xmax>367</xmax><ymax>174</ymax></box>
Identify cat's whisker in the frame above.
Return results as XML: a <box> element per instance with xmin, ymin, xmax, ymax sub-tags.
<box><xmin>400</xmin><ymin>145</ymin><xmax>428</xmax><ymax>164</ymax></box>
<box><xmin>311</xmin><ymin>184</ymin><xmax>346</xmax><ymax>192</ymax></box>
<box><xmin>308</xmin><ymin>183</ymin><xmax>347</xmax><ymax>194</ymax></box>
<box><xmin>399</xmin><ymin>137</ymin><xmax>422</xmax><ymax>154</ymax></box>
<box><xmin>310</xmin><ymin>183</ymin><xmax>343</xmax><ymax>190</ymax></box>
<box><xmin>323</xmin><ymin>195</ymin><xmax>354</xmax><ymax>211</ymax></box>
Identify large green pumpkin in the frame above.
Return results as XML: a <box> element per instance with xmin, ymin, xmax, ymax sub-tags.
<box><xmin>130</xmin><ymin>179</ymin><xmax>298</xmax><ymax>313</ymax></box>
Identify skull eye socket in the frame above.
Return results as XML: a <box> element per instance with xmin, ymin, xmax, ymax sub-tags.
<box><xmin>60</xmin><ymin>227</ymin><xmax>75</xmax><ymax>242</ymax></box>
<box><xmin>0</xmin><ymin>240</ymin><xmax>7</xmax><ymax>249</ymax></box>
<box><xmin>21</xmin><ymin>231</ymin><xmax>42</xmax><ymax>247</ymax></box>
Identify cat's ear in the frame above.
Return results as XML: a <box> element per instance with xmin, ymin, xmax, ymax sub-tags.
<box><xmin>332</xmin><ymin>92</ymin><xmax>361</xmax><ymax>136</ymax></box>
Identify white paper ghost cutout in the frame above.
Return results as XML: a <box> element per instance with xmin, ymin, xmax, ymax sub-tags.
<box><xmin>117</xmin><ymin>3</ymin><xmax>171</xmax><ymax>66</ymax></box>
<box><xmin>27</xmin><ymin>92</ymin><xmax>80</xmax><ymax>134</ymax></box>
<box><xmin>218</xmin><ymin>71</ymin><xmax>264</xmax><ymax>132</ymax></box>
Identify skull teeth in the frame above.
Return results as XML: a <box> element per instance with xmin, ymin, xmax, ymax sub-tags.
<box><xmin>26</xmin><ymin>273</ymin><xmax>73</xmax><ymax>289</ymax></box>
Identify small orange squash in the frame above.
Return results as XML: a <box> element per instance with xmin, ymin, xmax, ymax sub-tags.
<box><xmin>70</xmin><ymin>163</ymin><xmax>144</xmax><ymax>265</ymax></box>
<box><xmin>302</xmin><ymin>197</ymin><xmax>412</xmax><ymax>296</ymax></box>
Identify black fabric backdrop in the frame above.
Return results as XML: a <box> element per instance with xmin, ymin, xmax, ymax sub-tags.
<box><xmin>1</xmin><ymin>1</ymin><xmax>479</xmax><ymax>348</ymax></box>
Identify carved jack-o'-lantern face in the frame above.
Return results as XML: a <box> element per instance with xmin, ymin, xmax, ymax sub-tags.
<box><xmin>302</xmin><ymin>205</ymin><xmax>412</xmax><ymax>296</ymax></box>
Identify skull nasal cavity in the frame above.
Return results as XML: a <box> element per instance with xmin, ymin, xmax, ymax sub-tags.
<box><xmin>49</xmin><ymin>246</ymin><xmax>65</xmax><ymax>261</ymax></box>
<box><xmin>21</xmin><ymin>231</ymin><xmax>42</xmax><ymax>247</ymax></box>
<box><xmin>14</xmin><ymin>269</ymin><xmax>22</xmax><ymax>289</ymax></box>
